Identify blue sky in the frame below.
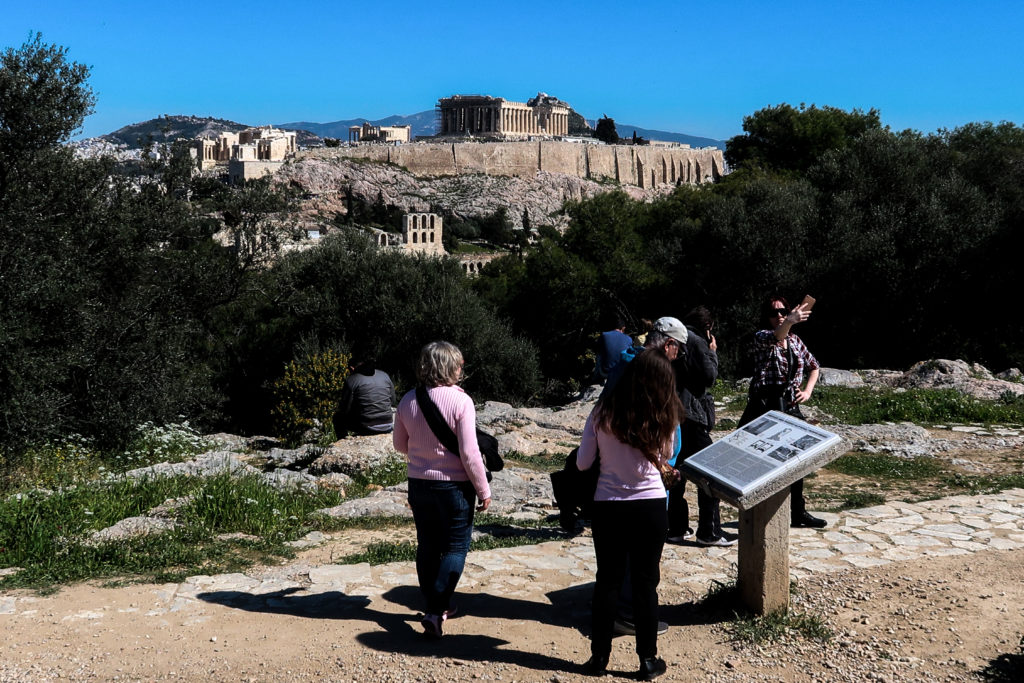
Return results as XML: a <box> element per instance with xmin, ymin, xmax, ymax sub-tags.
<box><xmin>5</xmin><ymin>1</ymin><xmax>1023</xmax><ymax>140</ymax></box>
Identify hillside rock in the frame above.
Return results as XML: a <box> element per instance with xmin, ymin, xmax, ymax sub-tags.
<box><xmin>309</xmin><ymin>434</ymin><xmax>402</xmax><ymax>476</ymax></box>
<box><xmin>314</xmin><ymin>465</ymin><xmax>557</xmax><ymax>520</ymax></box>
<box><xmin>278</xmin><ymin>158</ymin><xmax>670</xmax><ymax>231</ymax></box>
<box><xmin>476</xmin><ymin>399</ymin><xmax>594</xmax><ymax>456</ymax></box>
<box><xmin>818</xmin><ymin>368</ymin><xmax>866</xmax><ymax>388</ymax></box>
<box><xmin>894</xmin><ymin>359</ymin><xmax>1024</xmax><ymax>399</ymax></box>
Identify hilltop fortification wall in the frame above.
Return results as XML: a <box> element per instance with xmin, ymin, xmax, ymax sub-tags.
<box><xmin>301</xmin><ymin>141</ymin><xmax>723</xmax><ymax>187</ymax></box>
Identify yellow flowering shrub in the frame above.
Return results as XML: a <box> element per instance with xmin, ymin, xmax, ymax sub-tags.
<box><xmin>270</xmin><ymin>349</ymin><xmax>351</xmax><ymax>446</ymax></box>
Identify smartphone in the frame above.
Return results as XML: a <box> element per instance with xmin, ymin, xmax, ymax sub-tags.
<box><xmin>801</xmin><ymin>294</ymin><xmax>816</xmax><ymax>310</ymax></box>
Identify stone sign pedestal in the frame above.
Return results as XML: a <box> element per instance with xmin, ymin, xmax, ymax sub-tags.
<box><xmin>680</xmin><ymin>416</ymin><xmax>850</xmax><ymax>617</ymax></box>
<box><xmin>737</xmin><ymin>487</ymin><xmax>791</xmax><ymax>614</ymax></box>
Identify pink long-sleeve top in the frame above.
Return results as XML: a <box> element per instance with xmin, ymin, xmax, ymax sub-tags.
<box><xmin>576</xmin><ymin>409</ymin><xmax>673</xmax><ymax>502</ymax></box>
<box><xmin>393</xmin><ymin>385</ymin><xmax>492</xmax><ymax>501</ymax></box>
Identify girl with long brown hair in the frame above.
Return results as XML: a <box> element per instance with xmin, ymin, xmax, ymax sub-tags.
<box><xmin>576</xmin><ymin>348</ymin><xmax>683</xmax><ymax>680</ymax></box>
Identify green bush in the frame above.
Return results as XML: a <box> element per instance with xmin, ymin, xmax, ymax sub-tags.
<box><xmin>270</xmin><ymin>348</ymin><xmax>351</xmax><ymax>446</ymax></box>
<box><xmin>219</xmin><ymin>231</ymin><xmax>540</xmax><ymax>435</ymax></box>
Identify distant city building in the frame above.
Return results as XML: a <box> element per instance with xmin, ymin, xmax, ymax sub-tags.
<box><xmin>437</xmin><ymin>92</ymin><xmax>570</xmax><ymax>139</ymax></box>
<box><xmin>194</xmin><ymin>126</ymin><xmax>297</xmax><ymax>182</ymax></box>
<box><xmin>347</xmin><ymin>122</ymin><xmax>412</xmax><ymax>144</ymax></box>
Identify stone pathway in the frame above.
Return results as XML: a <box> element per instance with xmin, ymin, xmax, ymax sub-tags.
<box><xmin>4</xmin><ymin>489</ymin><xmax>1023</xmax><ymax>621</ymax></box>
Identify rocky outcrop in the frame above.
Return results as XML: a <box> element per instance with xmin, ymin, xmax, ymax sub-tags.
<box><xmin>893</xmin><ymin>359</ymin><xmax>1024</xmax><ymax>399</ymax></box>
<box><xmin>278</xmin><ymin>158</ymin><xmax>679</xmax><ymax>231</ymax></box>
<box><xmin>89</xmin><ymin>359</ymin><xmax>1024</xmax><ymax>545</ymax></box>
<box><xmin>308</xmin><ymin>434</ymin><xmax>403</xmax><ymax>476</ymax></box>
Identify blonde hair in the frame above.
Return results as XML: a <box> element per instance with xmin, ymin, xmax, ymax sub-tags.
<box><xmin>417</xmin><ymin>341</ymin><xmax>464</xmax><ymax>387</ymax></box>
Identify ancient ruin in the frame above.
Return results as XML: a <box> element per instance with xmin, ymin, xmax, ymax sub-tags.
<box><xmin>347</xmin><ymin>122</ymin><xmax>412</xmax><ymax>144</ymax></box>
<box><xmin>369</xmin><ymin>213</ymin><xmax>446</xmax><ymax>255</ymax></box>
<box><xmin>458</xmin><ymin>253</ymin><xmax>503</xmax><ymax>277</ymax></box>
<box><xmin>438</xmin><ymin>93</ymin><xmax>570</xmax><ymax>139</ymax></box>
<box><xmin>194</xmin><ymin>126</ymin><xmax>297</xmax><ymax>182</ymax></box>
<box><xmin>307</xmin><ymin>140</ymin><xmax>724</xmax><ymax>188</ymax></box>
<box><xmin>400</xmin><ymin>213</ymin><xmax>445</xmax><ymax>255</ymax></box>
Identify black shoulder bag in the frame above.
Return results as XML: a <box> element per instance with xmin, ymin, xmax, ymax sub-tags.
<box><xmin>415</xmin><ymin>386</ymin><xmax>504</xmax><ymax>482</ymax></box>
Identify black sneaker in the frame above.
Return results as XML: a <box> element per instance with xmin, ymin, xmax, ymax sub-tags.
<box><xmin>791</xmin><ymin>511</ymin><xmax>827</xmax><ymax>528</ymax></box>
<box><xmin>638</xmin><ymin>657</ymin><xmax>667</xmax><ymax>681</ymax></box>
<box><xmin>696</xmin><ymin>532</ymin><xmax>738</xmax><ymax>547</ymax></box>
<box><xmin>581</xmin><ymin>654</ymin><xmax>609</xmax><ymax>676</ymax></box>
<box><xmin>665</xmin><ymin>528</ymin><xmax>695</xmax><ymax>544</ymax></box>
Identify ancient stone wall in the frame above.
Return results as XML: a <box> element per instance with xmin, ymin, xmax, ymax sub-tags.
<box><xmin>302</xmin><ymin>141</ymin><xmax>723</xmax><ymax>187</ymax></box>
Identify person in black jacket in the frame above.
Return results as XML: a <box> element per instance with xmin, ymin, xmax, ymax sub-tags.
<box><xmin>667</xmin><ymin>306</ymin><xmax>736</xmax><ymax>547</ymax></box>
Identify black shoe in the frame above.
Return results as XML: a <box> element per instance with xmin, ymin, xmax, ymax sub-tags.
<box><xmin>559</xmin><ymin>509</ymin><xmax>578</xmax><ymax>532</ymax></box>
<box><xmin>791</xmin><ymin>511</ymin><xmax>827</xmax><ymax>528</ymax></box>
<box><xmin>582</xmin><ymin>655</ymin><xmax>609</xmax><ymax>676</ymax></box>
<box><xmin>637</xmin><ymin>657</ymin><xmax>667</xmax><ymax>681</ymax></box>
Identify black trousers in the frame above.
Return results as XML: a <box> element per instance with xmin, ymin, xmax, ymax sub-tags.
<box><xmin>667</xmin><ymin>421</ymin><xmax>722</xmax><ymax>539</ymax></box>
<box><xmin>590</xmin><ymin>498</ymin><xmax>667</xmax><ymax>661</ymax></box>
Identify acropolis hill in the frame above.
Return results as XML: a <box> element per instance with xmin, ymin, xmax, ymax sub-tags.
<box><xmin>302</xmin><ymin>140</ymin><xmax>724</xmax><ymax>188</ymax></box>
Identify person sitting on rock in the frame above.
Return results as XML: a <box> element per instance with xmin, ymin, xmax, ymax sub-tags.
<box><xmin>334</xmin><ymin>359</ymin><xmax>396</xmax><ymax>437</ymax></box>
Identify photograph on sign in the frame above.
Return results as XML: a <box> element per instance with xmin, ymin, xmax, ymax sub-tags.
<box><xmin>681</xmin><ymin>411</ymin><xmax>842</xmax><ymax>496</ymax></box>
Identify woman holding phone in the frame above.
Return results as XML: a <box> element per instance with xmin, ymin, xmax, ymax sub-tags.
<box><xmin>738</xmin><ymin>294</ymin><xmax>825</xmax><ymax>528</ymax></box>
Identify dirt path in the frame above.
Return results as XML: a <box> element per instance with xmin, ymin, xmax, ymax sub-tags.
<box><xmin>3</xmin><ymin>506</ymin><xmax>1023</xmax><ymax>682</ymax></box>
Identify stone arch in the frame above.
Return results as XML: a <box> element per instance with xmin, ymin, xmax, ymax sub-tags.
<box><xmin>695</xmin><ymin>160</ymin><xmax>702</xmax><ymax>182</ymax></box>
<box><xmin>636</xmin><ymin>157</ymin><xmax>645</xmax><ymax>189</ymax></box>
<box><xmin>412</xmin><ymin>232</ymin><xmax>418</xmax><ymax>244</ymax></box>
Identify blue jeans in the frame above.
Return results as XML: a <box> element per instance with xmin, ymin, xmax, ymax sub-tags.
<box><xmin>407</xmin><ymin>478</ymin><xmax>476</xmax><ymax>615</ymax></box>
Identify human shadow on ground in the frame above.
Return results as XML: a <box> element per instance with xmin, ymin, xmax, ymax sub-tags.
<box><xmin>979</xmin><ymin>640</ymin><xmax>1024</xmax><ymax>682</ymax></box>
<box><xmin>196</xmin><ymin>587</ymin><xmax>371</xmax><ymax>619</ymax></box>
<box><xmin>196</xmin><ymin>583</ymin><xmax>586</xmax><ymax>675</ymax></box>
<box><xmin>357</xmin><ymin>585</ymin><xmax>590</xmax><ymax>674</ymax></box>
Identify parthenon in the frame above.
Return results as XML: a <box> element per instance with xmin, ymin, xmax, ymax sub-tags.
<box><xmin>437</xmin><ymin>92</ymin><xmax>570</xmax><ymax>139</ymax></box>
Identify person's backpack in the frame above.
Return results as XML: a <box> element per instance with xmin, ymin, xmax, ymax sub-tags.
<box><xmin>550</xmin><ymin>448</ymin><xmax>599</xmax><ymax>532</ymax></box>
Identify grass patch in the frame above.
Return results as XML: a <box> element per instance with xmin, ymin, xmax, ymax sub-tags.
<box><xmin>0</xmin><ymin>421</ymin><xmax>214</xmax><ymax>493</ymax></box>
<box><xmin>940</xmin><ymin>472</ymin><xmax>1024</xmax><ymax>495</ymax></box>
<box><xmin>809</xmin><ymin>387</ymin><xmax>1024</xmax><ymax>426</ymax></box>
<box><xmin>826</xmin><ymin>453</ymin><xmax>947</xmax><ymax>479</ymax></box>
<box><xmin>731</xmin><ymin>608</ymin><xmax>833</xmax><ymax>644</ymax></box>
<box><xmin>341</xmin><ymin>540</ymin><xmax>417</xmax><ymax>564</ymax></box>
<box><xmin>695</xmin><ymin>580</ymin><xmax>832</xmax><ymax>643</ymax></box>
<box><xmin>337</xmin><ymin>515</ymin><xmax>564</xmax><ymax>565</ymax></box>
<box><xmin>345</xmin><ymin>457</ymin><xmax>409</xmax><ymax>498</ymax></box>
<box><xmin>0</xmin><ymin>472</ymin><xmax>342</xmax><ymax>591</ymax></box>
<box><xmin>504</xmin><ymin>450</ymin><xmax>566</xmax><ymax>472</ymax></box>
<box><xmin>449</xmin><ymin>241</ymin><xmax>493</xmax><ymax>255</ymax></box>
<box><xmin>828</xmin><ymin>491</ymin><xmax>887</xmax><ymax>511</ymax></box>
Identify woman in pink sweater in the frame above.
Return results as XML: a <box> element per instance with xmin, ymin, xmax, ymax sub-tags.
<box><xmin>393</xmin><ymin>341</ymin><xmax>491</xmax><ymax>638</ymax></box>
<box><xmin>576</xmin><ymin>349</ymin><xmax>682</xmax><ymax>681</ymax></box>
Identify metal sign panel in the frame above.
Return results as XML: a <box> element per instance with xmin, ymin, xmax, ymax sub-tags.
<box><xmin>683</xmin><ymin>411</ymin><xmax>842</xmax><ymax>497</ymax></box>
